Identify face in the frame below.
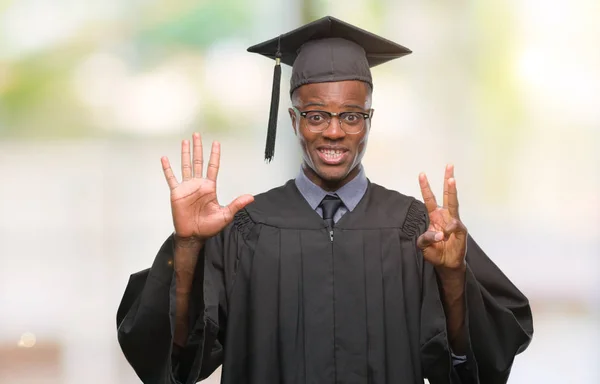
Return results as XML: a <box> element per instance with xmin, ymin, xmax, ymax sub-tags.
<box><xmin>289</xmin><ymin>80</ymin><xmax>373</xmax><ymax>191</ymax></box>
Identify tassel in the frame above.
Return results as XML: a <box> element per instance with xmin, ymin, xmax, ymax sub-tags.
<box><xmin>265</xmin><ymin>50</ymin><xmax>282</xmax><ymax>163</ymax></box>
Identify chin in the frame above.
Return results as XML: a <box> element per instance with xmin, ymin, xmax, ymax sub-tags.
<box><xmin>314</xmin><ymin>164</ymin><xmax>351</xmax><ymax>182</ymax></box>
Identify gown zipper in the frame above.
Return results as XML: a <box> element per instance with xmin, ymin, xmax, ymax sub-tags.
<box><xmin>329</xmin><ymin>224</ymin><xmax>335</xmax><ymax>381</ymax></box>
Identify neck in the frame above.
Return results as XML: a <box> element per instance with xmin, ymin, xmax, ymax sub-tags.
<box><xmin>302</xmin><ymin>163</ymin><xmax>361</xmax><ymax>192</ymax></box>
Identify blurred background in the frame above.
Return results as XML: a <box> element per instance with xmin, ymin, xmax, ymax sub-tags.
<box><xmin>0</xmin><ymin>0</ymin><xmax>598</xmax><ymax>382</ymax></box>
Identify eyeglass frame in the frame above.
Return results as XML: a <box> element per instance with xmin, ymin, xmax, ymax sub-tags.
<box><xmin>292</xmin><ymin>107</ymin><xmax>373</xmax><ymax>134</ymax></box>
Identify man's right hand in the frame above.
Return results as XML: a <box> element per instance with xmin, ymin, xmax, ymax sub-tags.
<box><xmin>161</xmin><ymin>133</ymin><xmax>254</xmax><ymax>242</ymax></box>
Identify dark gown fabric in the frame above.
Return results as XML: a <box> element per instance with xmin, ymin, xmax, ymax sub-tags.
<box><xmin>116</xmin><ymin>180</ymin><xmax>533</xmax><ymax>384</ymax></box>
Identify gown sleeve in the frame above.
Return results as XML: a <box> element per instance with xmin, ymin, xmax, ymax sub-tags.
<box><xmin>116</xmin><ymin>211</ymin><xmax>257</xmax><ymax>384</ymax></box>
<box><xmin>404</xmin><ymin>201</ymin><xmax>534</xmax><ymax>384</ymax></box>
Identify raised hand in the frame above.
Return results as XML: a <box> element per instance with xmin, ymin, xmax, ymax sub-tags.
<box><xmin>161</xmin><ymin>133</ymin><xmax>254</xmax><ymax>242</ymax></box>
<box><xmin>416</xmin><ymin>164</ymin><xmax>468</xmax><ymax>271</ymax></box>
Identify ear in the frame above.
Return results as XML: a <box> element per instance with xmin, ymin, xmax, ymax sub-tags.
<box><xmin>288</xmin><ymin>108</ymin><xmax>298</xmax><ymax>135</ymax></box>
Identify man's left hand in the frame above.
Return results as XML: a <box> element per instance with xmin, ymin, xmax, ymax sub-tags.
<box><xmin>416</xmin><ymin>164</ymin><xmax>468</xmax><ymax>272</ymax></box>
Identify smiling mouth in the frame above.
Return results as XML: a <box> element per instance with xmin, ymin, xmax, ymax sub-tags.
<box><xmin>317</xmin><ymin>148</ymin><xmax>348</xmax><ymax>163</ymax></box>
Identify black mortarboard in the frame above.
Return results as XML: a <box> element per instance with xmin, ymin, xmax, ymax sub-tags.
<box><xmin>247</xmin><ymin>16</ymin><xmax>412</xmax><ymax>162</ymax></box>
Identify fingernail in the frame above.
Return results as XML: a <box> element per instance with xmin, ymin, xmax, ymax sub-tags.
<box><xmin>434</xmin><ymin>232</ymin><xmax>443</xmax><ymax>241</ymax></box>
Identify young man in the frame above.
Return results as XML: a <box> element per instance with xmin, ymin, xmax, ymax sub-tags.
<box><xmin>116</xmin><ymin>16</ymin><xmax>533</xmax><ymax>384</ymax></box>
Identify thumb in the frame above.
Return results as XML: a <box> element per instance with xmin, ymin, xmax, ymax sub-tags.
<box><xmin>416</xmin><ymin>230</ymin><xmax>444</xmax><ymax>249</ymax></box>
<box><xmin>222</xmin><ymin>194</ymin><xmax>255</xmax><ymax>223</ymax></box>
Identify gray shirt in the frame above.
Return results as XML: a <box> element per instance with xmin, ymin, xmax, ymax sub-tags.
<box><xmin>294</xmin><ymin>165</ymin><xmax>368</xmax><ymax>223</ymax></box>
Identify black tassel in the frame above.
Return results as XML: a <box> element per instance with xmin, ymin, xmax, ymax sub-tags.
<box><xmin>265</xmin><ymin>51</ymin><xmax>282</xmax><ymax>163</ymax></box>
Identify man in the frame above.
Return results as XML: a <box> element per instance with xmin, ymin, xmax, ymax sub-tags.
<box><xmin>116</xmin><ymin>16</ymin><xmax>533</xmax><ymax>384</ymax></box>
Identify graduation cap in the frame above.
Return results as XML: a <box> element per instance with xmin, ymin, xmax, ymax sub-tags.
<box><xmin>247</xmin><ymin>15</ymin><xmax>412</xmax><ymax>162</ymax></box>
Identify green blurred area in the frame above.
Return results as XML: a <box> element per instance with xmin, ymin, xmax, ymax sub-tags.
<box><xmin>0</xmin><ymin>0</ymin><xmax>458</xmax><ymax>140</ymax></box>
<box><xmin>136</xmin><ymin>0</ymin><xmax>251</xmax><ymax>50</ymax></box>
<box><xmin>0</xmin><ymin>0</ymin><xmax>590</xmax><ymax>163</ymax></box>
<box><xmin>0</xmin><ymin>0</ymin><xmax>252</xmax><ymax>139</ymax></box>
<box><xmin>471</xmin><ymin>2</ymin><xmax>523</xmax><ymax>203</ymax></box>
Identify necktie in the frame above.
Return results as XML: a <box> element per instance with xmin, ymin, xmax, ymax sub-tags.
<box><xmin>319</xmin><ymin>194</ymin><xmax>343</xmax><ymax>229</ymax></box>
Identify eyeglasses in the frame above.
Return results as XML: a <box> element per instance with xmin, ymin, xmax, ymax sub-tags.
<box><xmin>293</xmin><ymin>107</ymin><xmax>372</xmax><ymax>134</ymax></box>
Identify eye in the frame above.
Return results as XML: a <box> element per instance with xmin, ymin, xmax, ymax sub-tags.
<box><xmin>305</xmin><ymin>111</ymin><xmax>328</xmax><ymax>124</ymax></box>
<box><xmin>342</xmin><ymin>113</ymin><xmax>362</xmax><ymax>124</ymax></box>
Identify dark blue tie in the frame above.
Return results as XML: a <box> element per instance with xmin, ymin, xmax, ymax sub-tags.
<box><xmin>319</xmin><ymin>194</ymin><xmax>343</xmax><ymax>229</ymax></box>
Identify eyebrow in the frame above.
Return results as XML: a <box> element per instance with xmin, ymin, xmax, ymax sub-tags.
<box><xmin>343</xmin><ymin>104</ymin><xmax>365</xmax><ymax>110</ymax></box>
<box><xmin>301</xmin><ymin>102</ymin><xmax>366</xmax><ymax>110</ymax></box>
<box><xmin>302</xmin><ymin>102</ymin><xmax>326</xmax><ymax>108</ymax></box>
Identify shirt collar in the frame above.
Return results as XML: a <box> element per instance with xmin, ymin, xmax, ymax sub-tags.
<box><xmin>294</xmin><ymin>165</ymin><xmax>368</xmax><ymax>211</ymax></box>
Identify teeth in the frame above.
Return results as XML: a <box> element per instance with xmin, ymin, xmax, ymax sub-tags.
<box><xmin>319</xmin><ymin>149</ymin><xmax>344</xmax><ymax>159</ymax></box>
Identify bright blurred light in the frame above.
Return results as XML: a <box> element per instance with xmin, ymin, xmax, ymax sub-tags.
<box><xmin>0</xmin><ymin>0</ymin><xmax>125</xmax><ymax>58</ymax></box>
<box><xmin>72</xmin><ymin>53</ymin><xmax>202</xmax><ymax>134</ymax></box>
<box><xmin>371</xmin><ymin>78</ymin><xmax>421</xmax><ymax>136</ymax></box>
<box><xmin>112</xmin><ymin>65</ymin><xmax>201</xmax><ymax>134</ymax></box>
<box><xmin>203</xmin><ymin>40</ymin><xmax>272</xmax><ymax>119</ymax></box>
<box><xmin>17</xmin><ymin>332</ymin><xmax>36</xmax><ymax>348</ymax></box>
<box><xmin>1</xmin><ymin>0</ymin><xmax>84</xmax><ymax>57</ymax></box>
<box><xmin>72</xmin><ymin>52</ymin><xmax>129</xmax><ymax>109</ymax></box>
<box><xmin>515</xmin><ymin>48</ymin><xmax>600</xmax><ymax>126</ymax></box>
<box><xmin>514</xmin><ymin>0</ymin><xmax>600</xmax><ymax>126</ymax></box>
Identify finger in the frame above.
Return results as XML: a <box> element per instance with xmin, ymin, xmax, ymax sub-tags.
<box><xmin>206</xmin><ymin>141</ymin><xmax>221</xmax><ymax>182</ymax></box>
<box><xmin>442</xmin><ymin>218</ymin><xmax>466</xmax><ymax>239</ymax></box>
<box><xmin>419</xmin><ymin>173</ymin><xmax>438</xmax><ymax>213</ymax></box>
<box><xmin>192</xmin><ymin>133</ymin><xmax>203</xmax><ymax>178</ymax></box>
<box><xmin>161</xmin><ymin>156</ymin><xmax>179</xmax><ymax>190</ymax></box>
<box><xmin>448</xmin><ymin>177</ymin><xmax>459</xmax><ymax>218</ymax></box>
<box><xmin>222</xmin><ymin>194</ymin><xmax>255</xmax><ymax>224</ymax></box>
<box><xmin>443</xmin><ymin>163</ymin><xmax>454</xmax><ymax>208</ymax></box>
<box><xmin>416</xmin><ymin>230</ymin><xmax>444</xmax><ymax>249</ymax></box>
<box><xmin>181</xmin><ymin>140</ymin><xmax>192</xmax><ymax>181</ymax></box>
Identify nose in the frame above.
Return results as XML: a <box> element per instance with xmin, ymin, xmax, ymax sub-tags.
<box><xmin>322</xmin><ymin>117</ymin><xmax>345</xmax><ymax>140</ymax></box>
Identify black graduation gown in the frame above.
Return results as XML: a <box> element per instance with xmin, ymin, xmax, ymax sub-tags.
<box><xmin>116</xmin><ymin>180</ymin><xmax>533</xmax><ymax>384</ymax></box>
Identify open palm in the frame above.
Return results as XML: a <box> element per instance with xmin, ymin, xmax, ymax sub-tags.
<box><xmin>161</xmin><ymin>133</ymin><xmax>254</xmax><ymax>241</ymax></box>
